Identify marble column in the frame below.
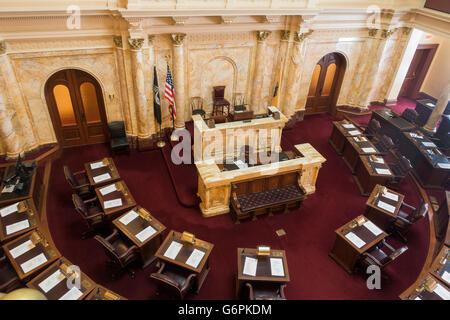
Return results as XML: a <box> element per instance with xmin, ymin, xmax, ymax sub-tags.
<box><xmin>423</xmin><ymin>83</ymin><xmax>450</xmax><ymax>133</ymax></box>
<box><xmin>273</xmin><ymin>30</ymin><xmax>290</xmax><ymax>108</ymax></box>
<box><xmin>128</xmin><ymin>37</ymin><xmax>150</xmax><ymax>141</ymax></box>
<box><xmin>147</xmin><ymin>35</ymin><xmax>156</xmax><ymax>134</ymax></box>
<box><xmin>0</xmin><ymin>91</ymin><xmax>20</xmax><ymax>158</ymax></box>
<box><xmin>250</xmin><ymin>31</ymin><xmax>271</xmax><ymax>114</ymax></box>
<box><xmin>170</xmin><ymin>33</ymin><xmax>187</xmax><ymax>141</ymax></box>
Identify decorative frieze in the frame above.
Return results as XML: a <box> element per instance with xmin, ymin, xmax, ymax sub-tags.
<box><xmin>171</xmin><ymin>33</ymin><xmax>186</xmax><ymax>45</ymax></box>
<box><xmin>172</xmin><ymin>16</ymin><xmax>190</xmax><ymax>26</ymax></box>
<box><xmin>128</xmin><ymin>38</ymin><xmax>144</xmax><ymax>50</ymax></box>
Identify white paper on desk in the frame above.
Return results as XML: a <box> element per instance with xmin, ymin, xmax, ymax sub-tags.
<box><xmin>362</xmin><ymin>147</ymin><xmax>376</xmax><ymax>153</ymax></box>
<box><xmin>10</xmin><ymin>239</ymin><xmax>35</xmax><ymax>259</ymax></box>
<box><xmin>410</xmin><ymin>132</ymin><xmax>423</xmax><ymax>139</ymax></box>
<box><xmin>234</xmin><ymin>160</ymin><xmax>248</xmax><ymax>169</ymax></box>
<box><xmin>243</xmin><ymin>257</ymin><xmax>258</xmax><ymax>276</ymax></box>
<box><xmin>342</xmin><ymin>124</ymin><xmax>355</xmax><ymax>129</ymax></box>
<box><xmin>414</xmin><ymin>297</ymin><xmax>421</xmax><ymax>300</ymax></box>
<box><xmin>135</xmin><ymin>225</ymin><xmax>157</xmax><ymax>243</ymax></box>
<box><xmin>59</xmin><ymin>286</ymin><xmax>83</xmax><ymax>300</ymax></box>
<box><xmin>363</xmin><ymin>221</ymin><xmax>383</xmax><ymax>236</ymax></box>
<box><xmin>103</xmin><ymin>198</ymin><xmax>122</xmax><ymax>209</ymax></box>
<box><xmin>164</xmin><ymin>241</ymin><xmax>183</xmax><ymax>260</ymax></box>
<box><xmin>2</xmin><ymin>185</ymin><xmax>15</xmax><ymax>193</ymax></box>
<box><xmin>39</xmin><ymin>269</ymin><xmax>65</xmax><ymax>293</ymax></box>
<box><xmin>375</xmin><ymin>168</ymin><xmax>391</xmax><ymax>175</ymax></box>
<box><xmin>353</xmin><ymin>137</ymin><xmax>360</xmax><ymax>142</ymax></box>
<box><xmin>442</xmin><ymin>271</ymin><xmax>450</xmax><ymax>283</ymax></box>
<box><xmin>90</xmin><ymin>161</ymin><xmax>105</xmax><ymax>170</ymax></box>
<box><xmin>93</xmin><ymin>173</ymin><xmax>111</xmax><ymax>183</ymax></box>
<box><xmin>99</xmin><ymin>184</ymin><xmax>116</xmax><ymax>196</ymax></box>
<box><xmin>0</xmin><ymin>202</ymin><xmax>19</xmax><ymax>217</ymax></box>
<box><xmin>382</xmin><ymin>191</ymin><xmax>399</xmax><ymax>202</ymax></box>
<box><xmin>21</xmin><ymin>253</ymin><xmax>47</xmax><ymax>274</ymax></box>
<box><xmin>426</xmin><ymin>103</ymin><xmax>435</xmax><ymax>107</ymax></box>
<box><xmin>6</xmin><ymin>220</ymin><xmax>29</xmax><ymax>235</ymax></box>
<box><xmin>377</xmin><ymin>200</ymin><xmax>396</xmax><ymax>213</ymax></box>
<box><xmin>348</xmin><ymin>130</ymin><xmax>361</xmax><ymax>136</ymax></box>
<box><xmin>422</xmin><ymin>141</ymin><xmax>436</xmax><ymax>148</ymax></box>
<box><xmin>185</xmin><ymin>249</ymin><xmax>205</xmax><ymax>269</ymax></box>
<box><xmin>119</xmin><ymin>210</ymin><xmax>138</xmax><ymax>225</ymax></box>
<box><xmin>434</xmin><ymin>284</ymin><xmax>450</xmax><ymax>300</ymax></box>
<box><xmin>270</xmin><ymin>258</ymin><xmax>285</xmax><ymax>277</ymax></box>
<box><xmin>345</xmin><ymin>232</ymin><xmax>366</xmax><ymax>248</ymax></box>
<box><xmin>360</xmin><ymin>136</ymin><xmax>367</xmax><ymax>142</ymax></box>
<box><xmin>437</xmin><ymin>163</ymin><xmax>450</xmax><ymax>169</ymax></box>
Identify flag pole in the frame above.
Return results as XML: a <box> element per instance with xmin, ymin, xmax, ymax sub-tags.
<box><xmin>154</xmin><ymin>64</ymin><xmax>165</xmax><ymax>148</ymax></box>
<box><xmin>157</xmin><ymin>122</ymin><xmax>165</xmax><ymax>148</ymax></box>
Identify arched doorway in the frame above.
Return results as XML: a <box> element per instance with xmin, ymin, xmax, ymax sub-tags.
<box><xmin>305</xmin><ymin>52</ymin><xmax>346</xmax><ymax>115</ymax></box>
<box><xmin>45</xmin><ymin>69</ymin><xmax>109</xmax><ymax>147</ymax></box>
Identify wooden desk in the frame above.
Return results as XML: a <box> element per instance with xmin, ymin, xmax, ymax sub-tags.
<box><xmin>84</xmin><ymin>157</ymin><xmax>121</xmax><ymax>188</ymax></box>
<box><xmin>329</xmin><ymin>215</ymin><xmax>387</xmax><ymax>273</ymax></box>
<box><xmin>342</xmin><ymin>136</ymin><xmax>380</xmax><ymax>173</ymax></box>
<box><xmin>27</xmin><ymin>257</ymin><xmax>95</xmax><ymax>300</ymax></box>
<box><xmin>95</xmin><ymin>180</ymin><xmax>136</xmax><ymax>221</ymax></box>
<box><xmin>364</xmin><ymin>185</ymin><xmax>405</xmax><ymax>231</ymax></box>
<box><xmin>228</xmin><ymin>110</ymin><xmax>254</xmax><ymax>122</ymax></box>
<box><xmin>0</xmin><ymin>199</ymin><xmax>38</xmax><ymax>243</ymax></box>
<box><xmin>329</xmin><ymin>121</ymin><xmax>363</xmax><ymax>155</ymax></box>
<box><xmin>113</xmin><ymin>206</ymin><xmax>166</xmax><ymax>268</ymax></box>
<box><xmin>2</xmin><ymin>229</ymin><xmax>60</xmax><ymax>280</ymax></box>
<box><xmin>154</xmin><ymin>230</ymin><xmax>214</xmax><ymax>293</ymax></box>
<box><xmin>353</xmin><ymin>155</ymin><xmax>394</xmax><ymax>196</ymax></box>
<box><xmin>429</xmin><ymin>245</ymin><xmax>450</xmax><ymax>287</ymax></box>
<box><xmin>371</xmin><ymin>109</ymin><xmax>415</xmax><ymax>143</ymax></box>
<box><xmin>400</xmin><ymin>273</ymin><xmax>450</xmax><ymax>300</ymax></box>
<box><xmin>85</xmin><ymin>285</ymin><xmax>127</xmax><ymax>300</ymax></box>
<box><xmin>236</xmin><ymin>248</ymin><xmax>290</xmax><ymax>298</ymax></box>
<box><xmin>415</xmin><ymin>99</ymin><xmax>436</xmax><ymax>127</ymax></box>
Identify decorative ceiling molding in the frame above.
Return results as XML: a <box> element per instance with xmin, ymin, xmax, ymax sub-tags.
<box><xmin>263</xmin><ymin>15</ymin><xmax>281</xmax><ymax>24</ymax></box>
<box><xmin>220</xmin><ymin>16</ymin><xmax>236</xmax><ymax>24</ymax></box>
<box><xmin>172</xmin><ymin>16</ymin><xmax>190</xmax><ymax>25</ymax></box>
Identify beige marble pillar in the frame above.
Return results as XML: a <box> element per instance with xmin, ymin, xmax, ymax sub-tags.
<box><xmin>170</xmin><ymin>33</ymin><xmax>187</xmax><ymax>141</ymax></box>
<box><xmin>423</xmin><ymin>83</ymin><xmax>450</xmax><ymax>133</ymax></box>
<box><xmin>128</xmin><ymin>37</ymin><xmax>150</xmax><ymax>140</ymax></box>
<box><xmin>147</xmin><ymin>35</ymin><xmax>157</xmax><ymax>134</ymax></box>
<box><xmin>0</xmin><ymin>91</ymin><xmax>20</xmax><ymax>158</ymax></box>
<box><xmin>273</xmin><ymin>30</ymin><xmax>290</xmax><ymax>108</ymax></box>
<box><xmin>250</xmin><ymin>31</ymin><xmax>271</xmax><ymax>114</ymax></box>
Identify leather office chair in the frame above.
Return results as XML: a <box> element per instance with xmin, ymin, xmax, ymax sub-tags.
<box><xmin>401</xmin><ymin>108</ymin><xmax>419</xmax><ymax>125</ymax></box>
<box><xmin>212</xmin><ymin>86</ymin><xmax>230</xmax><ymax>116</ymax></box>
<box><xmin>72</xmin><ymin>194</ymin><xmax>106</xmax><ymax>239</ymax></box>
<box><xmin>386</xmin><ymin>155</ymin><xmax>413</xmax><ymax>190</ymax></box>
<box><xmin>363</xmin><ymin>119</ymin><xmax>382</xmax><ymax>141</ymax></box>
<box><xmin>108</xmin><ymin>121</ymin><xmax>130</xmax><ymax>155</ymax></box>
<box><xmin>244</xmin><ymin>282</ymin><xmax>286</xmax><ymax>300</ymax></box>
<box><xmin>0</xmin><ymin>253</ymin><xmax>22</xmax><ymax>293</ymax></box>
<box><xmin>373</xmin><ymin>134</ymin><xmax>395</xmax><ymax>155</ymax></box>
<box><xmin>393</xmin><ymin>202</ymin><xmax>429</xmax><ymax>243</ymax></box>
<box><xmin>150</xmin><ymin>261</ymin><xmax>197</xmax><ymax>300</ymax></box>
<box><xmin>63</xmin><ymin>165</ymin><xmax>93</xmax><ymax>200</ymax></box>
<box><xmin>94</xmin><ymin>229</ymin><xmax>139</xmax><ymax>279</ymax></box>
<box><xmin>190</xmin><ymin>96</ymin><xmax>206</xmax><ymax>118</ymax></box>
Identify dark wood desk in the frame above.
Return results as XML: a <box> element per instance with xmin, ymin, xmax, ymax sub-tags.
<box><xmin>236</xmin><ymin>248</ymin><xmax>290</xmax><ymax>298</ymax></box>
<box><xmin>95</xmin><ymin>180</ymin><xmax>136</xmax><ymax>221</ymax></box>
<box><xmin>84</xmin><ymin>157</ymin><xmax>121</xmax><ymax>188</ymax></box>
<box><xmin>329</xmin><ymin>215</ymin><xmax>387</xmax><ymax>273</ymax></box>
<box><xmin>371</xmin><ymin>109</ymin><xmax>415</xmax><ymax>143</ymax></box>
<box><xmin>85</xmin><ymin>285</ymin><xmax>127</xmax><ymax>300</ymax></box>
<box><xmin>329</xmin><ymin>121</ymin><xmax>363</xmax><ymax>155</ymax></box>
<box><xmin>2</xmin><ymin>229</ymin><xmax>60</xmax><ymax>280</ymax></box>
<box><xmin>0</xmin><ymin>199</ymin><xmax>38</xmax><ymax>243</ymax></box>
<box><xmin>400</xmin><ymin>273</ymin><xmax>450</xmax><ymax>300</ymax></box>
<box><xmin>430</xmin><ymin>245</ymin><xmax>450</xmax><ymax>287</ymax></box>
<box><xmin>415</xmin><ymin>99</ymin><xmax>436</xmax><ymax>127</ymax></box>
<box><xmin>154</xmin><ymin>230</ymin><xmax>214</xmax><ymax>293</ymax></box>
<box><xmin>113</xmin><ymin>206</ymin><xmax>166</xmax><ymax>268</ymax></box>
<box><xmin>342</xmin><ymin>136</ymin><xmax>380</xmax><ymax>173</ymax></box>
<box><xmin>364</xmin><ymin>184</ymin><xmax>405</xmax><ymax>231</ymax></box>
<box><xmin>27</xmin><ymin>257</ymin><xmax>95</xmax><ymax>300</ymax></box>
<box><xmin>353</xmin><ymin>155</ymin><xmax>394</xmax><ymax>196</ymax></box>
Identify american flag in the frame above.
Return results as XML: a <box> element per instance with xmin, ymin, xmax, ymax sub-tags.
<box><xmin>164</xmin><ymin>64</ymin><xmax>176</xmax><ymax>120</ymax></box>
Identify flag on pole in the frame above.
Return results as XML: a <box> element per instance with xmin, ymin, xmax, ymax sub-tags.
<box><xmin>271</xmin><ymin>60</ymin><xmax>283</xmax><ymax>107</ymax></box>
<box><xmin>153</xmin><ymin>66</ymin><xmax>161</xmax><ymax>125</ymax></box>
<box><xmin>164</xmin><ymin>64</ymin><xmax>176</xmax><ymax>120</ymax></box>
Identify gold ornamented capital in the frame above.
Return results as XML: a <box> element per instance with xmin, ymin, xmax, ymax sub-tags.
<box><xmin>256</xmin><ymin>31</ymin><xmax>271</xmax><ymax>42</ymax></box>
<box><xmin>128</xmin><ymin>38</ymin><xmax>144</xmax><ymax>50</ymax></box>
<box><xmin>402</xmin><ymin>27</ymin><xmax>412</xmax><ymax>36</ymax></box>
<box><xmin>0</xmin><ymin>40</ymin><xmax>6</xmax><ymax>55</ymax></box>
<box><xmin>113</xmin><ymin>35</ymin><xmax>122</xmax><ymax>48</ymax></box>
<box><xmin>293</xmin><ymin>30</ymin><xmax>313</xmax><ymax>43</ymax></box>
<box><xmin>171</xmin><ymin>33</ymin><xmax>186</xmax><ymax>46</ymax></box>
<box><xmin>280</xmin><ymin>30</ymin><xmax>290</xmax><ymax>41</ymax></box>
<box><xmin>381</xmin><ymin>28</ymin><xmax>397</xmax><ymax>39</ymax></box>
<box><xmin>148</xmin><ymin>35</ymin><xmax>155</xmax><ymax>45</ymax></box>
<box><xmin>368</xmin><ymin>28</ymin><xmax>378</xmax><ymax>37</ymax></box>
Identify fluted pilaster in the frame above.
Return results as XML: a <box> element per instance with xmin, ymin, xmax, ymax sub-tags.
<box><xmin>171</xmin><ymin>33</ymin><xmax>187</xmax><ymax>136</ymax></box>
<box><xmin>250</xmin><ymin>31</ymin><xmax>271</xmax><ymax>114</ymax></box>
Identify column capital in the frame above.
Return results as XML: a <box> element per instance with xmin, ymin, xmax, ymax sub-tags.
<box><xmin>280</xmin><ymin>30</ymin><xmax>290</xmax><ymax>41</ymax></box>
<box><xmin>401</xmin><ymin>27</ymin><xmax>412</xmax><ymax>36</ymax></box>
<box><xmin>128</xmin><ymin>37</ymin><xmax>144</xmax><ymax>50</ymax></box>
<box><xmin>256</xmin><ymin>31</ymin><xmax>271</xmax><ymax>42</ymax></box>
<box><xmin>148</xmin><ymin>34</ymin><xmax>156</xmax><ymax>45</ymax></box>
<box><xmin>171</xmin><ymin>33</ymin><xmax>186</xmax><ymax>46</ymax></box>
<box><xmin>113</xmin><ymin>35</ymin><xmax>122</xmax><ymax>48</ymax></box>
<box><xmin>368</xmin><ymin>28</ymin><xmax>379</xmax><ymax>37</ymax></box>
<box><xmin>381</xmin><ymin>28</ymin><xmax>397</xmax><ymax>39</ymax></box>
<box><xmin>0</xmin><ymin>40</ymin><xmax>6</xmax><ymax>55</ymax></box>
<box><xmin>293</xmin><ymin>30</ymin><xmax>313</xmax><ymax>43</ymax></box>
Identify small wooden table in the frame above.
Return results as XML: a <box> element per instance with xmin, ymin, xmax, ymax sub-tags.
<box><xmin>85</xmin><ymin>285</ymin><xmax>127</xmax><ymax>300</ymax></box>
<box><xmin>329</xmin><ymin>215</ymin><xmax>387</xmax><ymax>274</ymax></box>
<box><xmin>0</xmin><ymin>199</ymin><xmax>38</xmax><ymax>243</ymax></box>
<box><xmin>364</xmin><ymin>185</ymin><xmax>405</xmax><ymax>231</ymax></box>
<box><xmin>85</xmin><ymin>157</ymin><xmax>121</xmax><ymax>188</ymax></box>
<box><xmin>27</xmin><ymin>257</ymin><xmax>95</xmax><ymax>300</ymax></box>
<box><xmin>329</xmin><ymin>121</ymin><xmax>363</xmax><ymax>155</ymax></box>
<box><xmin>154</xmin><ymin>230</ymin><xmax>214</xmax><ymax>293</ymax></box>
<box><xmin>113</xmin><ymin>206</ymin><xmax>166</xmax><ymax>268</ymax></box>
<box><xmin>342</xmin><ymin>135</ymin><xmax>380</xmax><ymax>173</ymax></box>
<box><xmin>400</xmin><ymin>273</ymin><xmax>450</xmax><ymax>300</ymax></box>
<box><xmin>236</xmin><ymin>248</ymin><xmax>290</xmax><ymax>298</ymax></box>
<box><xmin>95</xmin><ymin>180</ymin><xmax>136</xmax><ymax>221</ymax></box>
<box><xmin>2</xmin><ymin>229</ymin><xmax>60</xmax><ymax>281</ymax></box>
<box><xmin>353</xmin><ymin>155</ymin><xmax>394</xmax><ymax>196</ymax></box>
<box><xmin>430</xmin><ymin>245</ymin><xmax>450</xmax><ymax>287</ymax></box>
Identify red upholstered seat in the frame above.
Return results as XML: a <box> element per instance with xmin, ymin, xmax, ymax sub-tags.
<box><xmin>237</xmin><ymin>185</ymin><xmax>306</xmax><ymax>212</ymax></box>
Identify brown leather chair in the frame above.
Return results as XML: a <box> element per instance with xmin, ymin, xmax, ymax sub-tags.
<box><xmin>94</xmin><ymin>229</ymin><xmax>139</xmax><ymax>279</ymax></box>
<box><xmin>212</xmin><ymin>86</ymin><xmax>230</xmax><ymax>116</ymax></box>
<box><xmin>244</xmin><ymin>282</ymin><xmax>286</xmax><ymax>300</ymax></box>
<box><xmin>386</xmin><ymin>155</ymin><xmax>413</xmax><ymax>190</ymax></box>
<box><xmin>0</xmin><ymin>253</ymin><xmax>22</xmax><ymax>293</ymax></box>
<box><xmin>64</xmin><ymin>166</ymin><xmax>93</xmax><ymax>200</ymax></box>
<box><xmin>72</xmin><ymin>194</ymin><xmax>106</xmax><ymax>239</ymax></box>
<box><xmin>401</xmin><ymin>108</ymin><xmax>419</xmax><ymax>125</ymax></box>
<box><xmin>363</xmin><ymin>119</ymin><xmax>382</xmax><ymax>141</ymax></box>
<box><xmin>190</xmin><ymin>96</ymin><xmax>206</xmax><ymax>118</ymax></box>
<box><xmin>393</xmin><ymin>202</ymin><xmax>429</xmax><ymax>243</ymax></box>
<box><xmin>150</xmin><ymin>261</ymin><xmax>197</xmax><ymax>299</ymax></box>
<box><xmin>373</xmin><ymin>134</ymin><xmax>395</xmax><ymax>155</ymax></box>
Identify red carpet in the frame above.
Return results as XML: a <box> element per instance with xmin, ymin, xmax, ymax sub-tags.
<box><xmin>45</xmin><ymin>111</ymin><xmax>429</xmax><ymax>300</ymax></box>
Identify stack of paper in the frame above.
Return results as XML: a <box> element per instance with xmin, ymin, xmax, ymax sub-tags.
<box><xmin>185</xmin><ymin>249</ymin><xmax>205</xmax><ymax>268</ymax></box>
<box><xmin>103</xmin><ymin>199</ymin><xmax>122</xmax><ymax>209</ymax></box>
<box><xmin>90</xmin><ymin>161</ymin><xmax>106</xmax><ymax>170</ymax></box>
<box><xmin>21</xmin><ymin>253</ymin><xmax>48</xmax><ymax>273</ymax></box>
<box><xmin>363</xmin><ymin>221</ymin><xmax>383</xmax><ymax>236</ymax></box>
<box><xmin>10</xmin><ymin>240</ymin><xmax>35</xmax><ymax>258</ymax></box>
<box><xmin>377</xmin><ymin>200</ymin><xmax>396</xmax><ymax>213</ymax></box>
<box><xmin>243</xmin><ymin>257</ymin><xmax>258</xmax><ymax>276</ymax></box>
<box><xmin>93</xmin><ymin>173</ymin><xmax>111</xmax><ymax>183</ymax></box>
<box><xmin>362</xmin><ymin>147</ymin><xmax>376</xmax><ymax>153</ymax></box>
<box><xmin>135</xmin><ymin>225</ymin><xmax>157</xmax><ymax>243</ymax></box>
<box><xmin>119</xmin><ymin>210</ymin><xmax>138</xmax><ymax>225</ymax></box>
<box><xmin>164</xmin><ymin>241</ymin><xmax>183</xmax><ymax>260</ymax></box>
<box><xmin>6</xmin><ymin>220</ymin><xmax>30</xmax><ymax>235</ymax></box>
<box><xmin>342</xmin><ymin>124</ymin><xmax>355</xmax><ymax>129</ymax></box>
<box><xmin>434</xmin><ymin>284</ymin><xmax>450</xmax><ymax>300</ymax></box>
<box><xmin>348</xmin><ymin>130</ymin><xmax>360</xmax><ymax>136</ymax></box>
<box><xmin>345</xmin><ymin>232</ymin><xmax>366</xmax><ymax>248</ymax></box>
<box><xmin>270</xmin><ymin>258</ymin><xmax>285</xmax><ymax>277</ymax></box>
<box><xmin>382</xmin><ymin>191</ymin><xmax>399</xmax><ymax>202</ymax></box>
<box><xmin>2</xmin><ymin>185</ymin><xmax>15</xmax><ymax>193</ymax></box>
<box><xmin>375</xmin><ymin>168</ymin><xmax>391</xmax><ymax>175</ymax></box>
<box><xmin>0</xmin><ymin>202</ymin><xmax>19</xmax><ymax>217</ymax></box>
<box><xmin>59</xmin><ymin>286</ymin><xmax>83</xmax><ymax>300</ymax></box>
<box><xmin>38</xmin><ymin>270</ymin><xmax>65</xmax><ymax>293</ymax></box>
<box><xmin>99</xmin><ymin>184</ymin><xmax>116</xmax><ymax>196</ymax></box>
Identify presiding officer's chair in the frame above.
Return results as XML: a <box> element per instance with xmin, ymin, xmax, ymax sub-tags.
<box><xmin>212</xmin><ymin>85</ymin><xmax>230</xmax><ymax>116</ymax></box>
<box><xmin>108</xmin><ymin>121</ymin><xmax>130</xmax><ymax>155</ymax></box>
<box><xmin>150</xmin><ymin>261</ymin><xmax>197</xmax><ymax>299</ymax></box>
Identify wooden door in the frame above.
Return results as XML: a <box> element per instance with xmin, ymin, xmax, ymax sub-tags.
<box><xmin>399</xmin><ymin>44</ymin><xmax>438</xmax><ymax>100</ymax></box>
<box><xmin>45</xmin><ymin>69</ymin><xmax>108</xmax><ymax>147</ymax></box>
<box><xmin>306</xmin><ymin>53</ymin><xmax>344</xmax><ymax>115</ymax></box>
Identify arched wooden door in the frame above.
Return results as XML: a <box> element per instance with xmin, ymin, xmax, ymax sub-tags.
<box><xmin>305</xmin><ymin>53</ymin><xmax>345</xmax><ymax>115</ymax></box>
<box><xmin>45</xmin><ymin>69</ymin><xmax>108</xmax><ymax>147</ymax></box>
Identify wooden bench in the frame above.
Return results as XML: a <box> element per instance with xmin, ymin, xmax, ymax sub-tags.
<box><xmin>230</xmin><ymin>171</ymin><xmax>307</xmax><ymax>223</ymax></box>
